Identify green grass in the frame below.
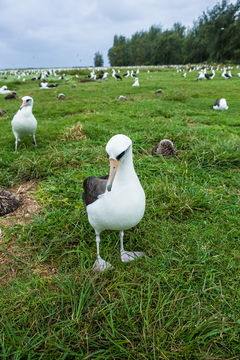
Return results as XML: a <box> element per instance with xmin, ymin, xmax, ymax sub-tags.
<box><xmin>0</xmin><ymin>67</ymin><xmax>240</xmax><ymax>359</ymax></box>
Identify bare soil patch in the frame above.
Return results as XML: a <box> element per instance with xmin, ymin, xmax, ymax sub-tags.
<box><xmin>0</xmin><ymin>181</ymin><xmax>41</xmax><ymax>228</ymax></box>
<box><xmin>0</xmin><ymin>181</ymin><xmax>43</xmax><ymax>284</ymax></box>
<box><xmin>0</xmin><ymin>182</ymin><xmax>58</xmax><ymax>285</ymax></box>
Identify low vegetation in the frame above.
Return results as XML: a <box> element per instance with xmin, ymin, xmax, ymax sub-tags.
<box><xmin>0</xmin><ymin>67</ymin><xmax>239</xmax><ymax>359</ymax></box>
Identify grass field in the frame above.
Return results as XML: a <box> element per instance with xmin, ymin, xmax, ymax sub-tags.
<box><xmin>0</xmin><ymin>67</ymin><xmax>239</xmax><ymax>359</ymax></box>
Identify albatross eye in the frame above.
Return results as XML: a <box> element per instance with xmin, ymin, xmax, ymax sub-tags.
<box><xmin>116</xmin><ymin>150</ymin><xmax>126</xmax><ymax>161</ymax></box>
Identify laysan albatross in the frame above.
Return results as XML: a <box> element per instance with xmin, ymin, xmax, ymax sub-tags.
<box><xmin>83</xmin><ymin>134</ymin><xmax>145</xmax><ymax>271</ymax></box>
<box><xmin>11</xmin><ymin>96</ymin><xmax>37</xmax><ymax>151</ymax></box>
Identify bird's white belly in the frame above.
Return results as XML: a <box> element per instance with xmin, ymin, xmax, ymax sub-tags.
<box><xmin>12</xmin><ymin>116</ymin><xmax>37</xmax><ymax>137</ymax></box>
<box><xmin>87</xmin><ymin>185</ymin><xmax>145</xmax><ymax>233</ymax></box>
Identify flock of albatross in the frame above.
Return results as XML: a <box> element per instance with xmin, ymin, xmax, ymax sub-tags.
<box><xmin>0</xmin><ymin>64</ymin><xmax>236</xmax><ymax>270</ymax></box>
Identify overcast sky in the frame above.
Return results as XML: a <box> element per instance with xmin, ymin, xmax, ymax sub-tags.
<box><xmin>0</xmin><ymin>0</ymin><xmax>236</xmax><ymax>69</ymax></box>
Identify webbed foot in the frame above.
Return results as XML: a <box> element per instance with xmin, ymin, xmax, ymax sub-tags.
<box><xmin>93</xmin><ymin>256</ymin><xmax>114</xmax><ymax>272</ymax></box>
<box><xmin>120</xmin><ymin>250</ymin><xmax>145</xmax><ymax>263</ymax></box>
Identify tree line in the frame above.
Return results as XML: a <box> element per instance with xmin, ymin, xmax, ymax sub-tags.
<box><xmin>107</xmin><ymin>0</ymin><xmax>240</xmax><ymax>66</ymax></box>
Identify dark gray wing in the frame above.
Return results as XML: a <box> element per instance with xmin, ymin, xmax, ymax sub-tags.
<box><xmin>214</xmin><ymin>99</ymin><xmax>220</xmax><ymax>106</ymax></box>
<box><xmin>82</xmin><ymin>175</ymin><xmax>108</xmax><ymax>211</ymax></box>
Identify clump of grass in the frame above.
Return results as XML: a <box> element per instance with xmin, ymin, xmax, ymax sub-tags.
<box><xmin>163</xmin><ymin>88</ymin><xmax>189</xmax><ymax>102</ymax></box>
<box><xmin>61</xmin><ymin>121</ymin><xmax>87</xmax><ymax>141</ymax></box>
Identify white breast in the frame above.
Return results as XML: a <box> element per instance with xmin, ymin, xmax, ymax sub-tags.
<box><xmin>87</xmin><ymin>168</ymin><xmax>145</xmax><ymax>233</ymax></box>
<box><xmin>12</xmin><ymin>108</ymin><xmax>37</xmax><ymax>137</ymax></box>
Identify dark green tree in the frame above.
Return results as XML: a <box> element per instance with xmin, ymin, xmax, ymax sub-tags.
<box><xmin>107</xmin><ymin>0</ymin><xmax>240</xmax><ymax>65</ymax></box>
<box><xmin>94</xmin><ymin>52</ymin><xmax>104</xmax><ymax>67</ymax></box>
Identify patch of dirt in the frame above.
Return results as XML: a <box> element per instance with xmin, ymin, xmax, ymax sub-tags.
<box><xmin>79</xmin><ymin>79</ymin><xmax>95</xmax><ymax>83</ymax></box>
<box><xmin>31</xmin><ymin>264</ymin><xmax>58</xmax><ymax>278</ymax></box>
<box><xmin>0</xmin><ymin>240</ymin><xmax>58</xmax><ymax>284</ymax></box>
<box><xmin>0</xmin><ymin>181</ymin><xmax>41</xmax><ymax>228</ymax></box>
<box><xmin>64</xmin><ymin>111</ymin><xmax>83</xmax><ymax>117</ymax></box>
<box><xmin>0</xmin><ymin>182</ymin><xmax>59</xmax><ymax>284</ymax></box>
<box><xmin>0</xmin><ymin>239</ymin><xmax>28</xmax><ymax>284</ymax></box>
<box><xmin>187</xmin><ymin>119</ymin><xmax>195</xmax><ymax>126</ymax></box>
<box><xmin>61</xmin><ymin>121</ymin><xmax>87</xmax><ymax>141</ymax></box>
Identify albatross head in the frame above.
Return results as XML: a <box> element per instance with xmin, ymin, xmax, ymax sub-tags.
<box><xmin>105</xmin><ymin>134</ymin><xmax>132</xmax><ymax>192</ymax></box>
<box><xmin>20</xmin><ymin>96</ymin><xmax>34</xmax><ymax>109</ymax></box>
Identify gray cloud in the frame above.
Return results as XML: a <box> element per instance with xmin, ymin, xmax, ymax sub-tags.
<box><xmin>0</xmin><ymin>0</ymin><xmax>237</xmax><ymax>69</ymax></box>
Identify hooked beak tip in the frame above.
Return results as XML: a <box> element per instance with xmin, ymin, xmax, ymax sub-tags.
<box><xmin>107</xmin><ymin>184</ymin><xmax>112</xmax><ymax>192</ymax></box>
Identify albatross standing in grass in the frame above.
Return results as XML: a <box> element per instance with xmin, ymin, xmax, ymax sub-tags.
<box><xmin>83</xmin><ymin>134</ymin><xmax>145</xmax><ymax>271</ymax></box>
<box><xmin>11</xmin><ymin>96</ymin><xmax>37</xmax><ymax>151</ymax></box>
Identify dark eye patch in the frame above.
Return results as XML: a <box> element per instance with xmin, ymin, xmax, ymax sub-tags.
<box><xmin>116</xmin><ymin>150</ymin><xmax>126</xmax><ymax>161</ymax></box>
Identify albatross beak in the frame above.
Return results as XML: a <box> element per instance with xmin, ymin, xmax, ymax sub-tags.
<box><xmin>20</xmin><ymin>100</ymin><xmax>27</xmax><ymax>109</ymax></box>
<box><xmin>106</xmin><ymin>158</ymin><xmax>120</xmax><ymax>191</ymax></box>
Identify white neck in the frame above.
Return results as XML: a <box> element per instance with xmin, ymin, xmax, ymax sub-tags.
<box><xmin>21</xmin><ymin>106</ymin><xmax>32</xmax><ymax>115</ymax></box>
<box><xmin>114</xmin><ymin>152</ymin><xmax>137</xmax><ymax>188</ymax></box>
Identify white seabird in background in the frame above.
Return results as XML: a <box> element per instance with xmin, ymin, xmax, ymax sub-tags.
<box><xmin>213</xmin><ymin>98</ymin><xmax>229</xmax><ymax>110</ymax></box>
<box><xmin>132</xmin><ymin>77</ymin><xmax>139</xmax><ymax>87</ymax></box>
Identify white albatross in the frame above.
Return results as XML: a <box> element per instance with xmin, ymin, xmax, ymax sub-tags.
<box><xmin>213</xmin><ymin>98</ymin><xmax>229</xmax><ymax>110</ymax></box>
<box><xmin>0</xmin><ymin>85</ymin><xmax>12</xmax><ymax>94</ymax></box>
<box><xmin>11</xmin><ymin>96</ymin><xmax>37</xmax><ymax>151</ymax></box>
<box><xmin>82</xmin><ymin>134</ymin><xmax>145</xmax><ymax>271</ymax></box>
<box><xmin>132</xmin><ymin>77</ymin><xmax>139</xmax><ymax>87</ymax></box>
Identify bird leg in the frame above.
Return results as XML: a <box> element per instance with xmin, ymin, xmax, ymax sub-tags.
<box><xmin>120</xmin><ymin>230</ymin><xmax>145</xmax><ymax>263</ymax></box>
<box><xmin>33</xmin><ymin>135</ymin><xmax>37</xmax><ymax>146</ymax></box>
<box><xmin>92</xmin><ymin>232</ymin><xmax>113</xmax><ymax>271</ymax></box>
<box><xmin>15</xmin><ymin>138</ymin><xmax>19</xmax><ymax>152</ymax></box>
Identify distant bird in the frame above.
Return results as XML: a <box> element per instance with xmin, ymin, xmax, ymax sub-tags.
<box><xmin>152</xmin><ymin>139</ymin><xmax>177</xmax><ymax>157</ymax></box>
<box><xmin>119</xmin><ymin>95</ymin><xmax>127</xmax><ymax>101</ymax></box>
<box><xmin>131</xmin><ymin>70</ymin><xmax>137</xmax><ymax>78</ymax></box>
<box><xmin>5</xmin><ymin>91</ymin><xmax>17</xmax><ymax>100</ymax></box>
<box><xmin>222</xmin><ymin>68</ymin><xmax>231</xmax><ymax>79</ymax></box>
<box><xmin>96</xmin><ymin>72</ymin><xmax>104</xmax><ymax>80</ymax></box>
<box><xmin>48</xmin><ymin>84</ymin><xmax>58</xmax><ymax>88</ymax></box>
<box><xmin>123</xmin><ymin>70</ymin><xmax>130</xmax><ymax>78</ymax></box>
<box><xmin>182</xmin><ymin>72</ymin><xmax>187</xmax><ymax>78</ymax></box>
<box><xmin>0</xmin><ymin>85</ymin><xmax>12</xmax><ymax>94</ymax></box>
<box><xmin>237</xmin><ymin>73</ymin><xmax>240</xmax><ymax>78</ymax></box>
<box><xmin>205</xmin><ymin>70</ymin><xmax>215</xmax><ymax>80</ymax></box>
<box><xmin>132</xmin><ymin>77</ymin><xmax>139</xmax><ymax>87</ymax></box>
<box><xmin>82</xmin><ymin>134</ymin><xmax>146</xmax><ymax>271</ymax></box>
<box><xmin>213</xmin><ymin>98</ymin><xmax>229</xmax><ymax>110</ymax></box>
<box><xmin>112</xmin><ymin>69</ymin><xmax>122</xmax><ymax>80</ymax></box>
<box><xmin>39</xmin><ymin>82</ymin><xmax>49</xmax><ymax>89</ymax></box>
<box><xmin>195</xmin><ymin>70</ymin><xmax>205</xmax><ymax>81</ymax></box>
<box><xmin>57</xmin><ymin>93</ymin><xmax>66</xmax><ymax>100</ymax></box>
<box><xmin>115</xmin><ymin>73</ymin><xmax>122</xmax><ymax>80</ymax></box>
<box><xmin>0</xmin><ymin>109</ymin><xmax>7</xmax><ymax>117</ymax></box>
<box><xmin>154</xmin><ymin>89</ymin><xmax>164</xmax><ymax>94</ymax></box>
<box><xmin>11</xmin><ymin>96</ymin><xmax>37</xmax><ymax>151</ymax></box>
<box><xmin>102</xmin><ymin>72</ymin><xmax>109</xmax><ymax>80</ymax></box>
<box><xmin>89</xmin><ymin>70</ymin><xmax>96</xmax><ymax>80</ymax></box>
